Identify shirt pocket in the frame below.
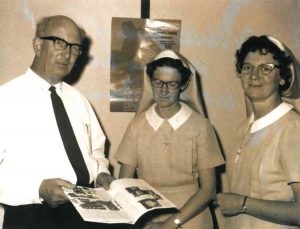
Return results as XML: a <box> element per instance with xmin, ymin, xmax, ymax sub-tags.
<box><xmin>69</xmin><ymin>112</ymin><xmax>91</xmax><ymax>155</ymax></box>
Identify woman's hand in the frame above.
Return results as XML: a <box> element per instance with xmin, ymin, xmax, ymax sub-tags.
<box><xmin>216</xmin><ymin>192</ymin><xmax>244</xmax><ymax>216</ymax></box>
<box><xmin>144</xmin><ymin>221</ymin><xmax>177</xmax><ymax>229</ymax></box>
<box><xmin>143</xmin><ymin>222</ymin><xmax>163</xmax><ymax>229</ymax></box>
<box><xmin>95</xmin><ymin>173</ymin><xmax>115</xmax><ymax>190</ymax></box>
<box><xmin>217</xmin><ymin>184</ymin><xmax>300</xmax><ymax>226</ymax></box>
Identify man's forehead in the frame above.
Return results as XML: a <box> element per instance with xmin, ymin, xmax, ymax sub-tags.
<box><xmin>46</xmin><ymin>20</ymin><xmax>82</xmax><ymax>43</ymax></box>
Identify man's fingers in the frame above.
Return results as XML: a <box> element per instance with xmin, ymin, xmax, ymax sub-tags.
<box><xmin>55</xmin><ymin>178</ymin><xmax>76</xmax><ymax>188</ymax></box>
<box><xmin>48</xmin><ymin>199</ymin><xmax>68</xmax><ymax>208</ymax></box>
<box><xmin>39</xmin><ymin>178</ymin><xmax>74</xmax><ymax>208</ymax></box>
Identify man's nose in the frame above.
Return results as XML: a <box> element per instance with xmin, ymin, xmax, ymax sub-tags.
<box><xmin>62</xmin><ymin>45</ymin><xmax>72</xmax><ymax>59</ymax></box>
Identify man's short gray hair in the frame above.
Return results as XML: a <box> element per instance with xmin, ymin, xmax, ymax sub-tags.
<box><xmin>35</xmin><ymin>15</ymin><xmax>85</xmax><ymax>40</ymax></box>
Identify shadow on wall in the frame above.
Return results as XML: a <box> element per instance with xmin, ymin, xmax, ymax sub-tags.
<box><xmin>196</xmin><ymin>72</ymin><xmax>209</xmax><ymax>119</ymax></box>
<box><xmin>63</xmin><ymin>33</ymin><xmax>115</xmax><ymax>176</ymax></box>
<box><xmin>196</xmin><ymin>72</ymin><xmax>226</xmax><ymax>229</ymax></box>
<box><xmin>92</xmin><ymin>106</ymin><xmax>114</xmax><ymax>175</ymax></box>
<box><xmin>64</xmin><ymin>35</ymin><xmax>93</xmax><ymax>85</ymax></box>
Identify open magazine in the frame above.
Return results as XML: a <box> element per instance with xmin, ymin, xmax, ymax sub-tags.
<box><xmin>63</xmin><ymin>178</ymin><xmax>177</xmax><ymax>224</ymax></box>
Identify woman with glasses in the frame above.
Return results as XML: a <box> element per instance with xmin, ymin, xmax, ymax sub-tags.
<box><xmin>217</xmin><ymin>35</ymin><xmax>300</xmax><ymax>229</ymax></box>
<box><xmin>114</xmin><ymin>50</ymin><xmax>224</xmax><ymax>229</ymax></box>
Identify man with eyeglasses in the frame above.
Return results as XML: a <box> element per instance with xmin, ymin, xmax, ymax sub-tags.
<box><xmin>0</xmin><ymin>15</ymin><xmax>113</xmax><ymax>228</ymax></box>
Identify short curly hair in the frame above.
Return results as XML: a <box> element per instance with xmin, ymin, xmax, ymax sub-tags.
<box><xmin>146</xmin><ymin>57</ymin><xmax>192</xmax><ymax>86</ymax></box>
<box><xmin>235</xmin><ymin>35</ymin><xmax>293</xmax><ymax>93</ymax></box>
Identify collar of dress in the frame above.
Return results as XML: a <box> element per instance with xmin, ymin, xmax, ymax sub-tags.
<box><xmin>146</xmin><ymin>102</ymin><xmax>192</xmax><ymax>131</ymax></box>
<box><xmin>249</xmin><ymin>102</ymin><xmax>293</xmax><ymax>133</ymax></box>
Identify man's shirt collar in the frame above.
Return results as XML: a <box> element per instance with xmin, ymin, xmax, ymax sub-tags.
<box><xmin>26</xmin><ymin>68</ymin><xmax>63</xmax><ymax>95</ymax></box>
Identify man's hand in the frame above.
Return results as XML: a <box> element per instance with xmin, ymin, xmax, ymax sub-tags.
<box><xmin>95</xmin><ymin>173</ymin><xmax>115</xmax><ymax>190</ymax></box>
<box><xmin>216</xmin><ymin>192</ymin><xmax>245</xmax><ymax>216</ymax></box>
<box><xmin>39</xmin><ymin>178</ymin><xmax>76</xmax><ymax>208</ymax></box>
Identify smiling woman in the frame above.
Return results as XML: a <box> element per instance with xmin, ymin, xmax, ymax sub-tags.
<box><xmin>217</xmin><ymin>35</ymin><xmax>300</xmax><ymax>229</ymax></box>
<box><xmin>239</xmin><ymin>51</ymin><xmax>282</xmax><ymax>107</ymax></box>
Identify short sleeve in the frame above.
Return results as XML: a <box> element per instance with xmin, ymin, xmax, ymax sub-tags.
<box><xmin>114</xmin><ymin>118</ymin><xmax>139</xmax><ymax>167</ymax></box>
<box><xmin>279</xmin><ymin>120</ymin><xmax>300</xmax><ymax>184</ymax></box>
<box><xmin>197</xmin><ymin>120</ymin><xmax>224</xmax><ymax>169</ymax></box>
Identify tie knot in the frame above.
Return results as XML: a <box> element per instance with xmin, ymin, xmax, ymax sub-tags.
<box><xmin>49</xmin><ymin>86</ymin><xmax>56</xmax><ymax>93</ymax></box>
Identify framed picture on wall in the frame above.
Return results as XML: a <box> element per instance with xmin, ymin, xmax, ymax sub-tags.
<box><xmin>110</xmin><ymin>17</ymin><xmax>181</xmax><ymax>112</ymax></box>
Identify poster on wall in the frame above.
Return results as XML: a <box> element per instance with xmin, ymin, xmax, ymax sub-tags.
<box><xmin>110</xmin><ymin>17</ymin><xmax>181</xmax><ymax>112</ymax></box>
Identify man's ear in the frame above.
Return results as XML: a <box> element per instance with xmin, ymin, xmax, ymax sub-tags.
<box><xmin>33</xmin><ymin>37</ymin><xmax>42</xmax><ymax>56</ymax></box>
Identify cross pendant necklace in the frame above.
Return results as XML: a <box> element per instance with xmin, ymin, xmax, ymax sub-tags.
<box><xmin>163</xmin><ymin>140</ymin><xmax>169</xmax><ymax>153</ymax></box>
<box><xmin>234</xmin><ymin>149</ymin><xmax>241</xmax><ymax>164</ymax></box>
<box><xmin>159</xmin><ymin>120</ymin><xmax>173</xmax><ymax>153</ymax></box>
<box><xmin>235</xmin><ymin>123</ymin><xmax>252</xmax><ymax>164</ymax></box>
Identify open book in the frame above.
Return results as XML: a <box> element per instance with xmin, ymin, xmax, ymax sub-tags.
<box><xmin>63</xmin><ymin>178</ymin><xmax>177</xmax><ymax>224</ymax></box>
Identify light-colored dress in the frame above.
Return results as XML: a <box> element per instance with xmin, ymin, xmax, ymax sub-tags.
<box><xmin>115</xmin><ymin>102</ymin><xmax>224</xmax><ymax>228</ymax></box>
<box><xmin>226</xmin><ymin>102</ymin><xmax>300</xmax><ymax>229</ymax></box>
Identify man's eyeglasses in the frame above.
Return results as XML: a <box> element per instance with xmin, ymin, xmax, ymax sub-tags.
<box><xmin>151</xmin><ymin>79</ymin><xmax>181</xmax><ymax>90</ymax></box>
<box><xmin>39</xmin><ymin>36</ymin><xmax>82</xmax><ymax>56</ymax></box>
<box><xmin>239</xmin><ymin>63</ymin><xmax>280</xmax><ymax>77</ymax></box>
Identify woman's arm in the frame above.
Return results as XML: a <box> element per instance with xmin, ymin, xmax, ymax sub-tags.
<box><xmin>119</xmin><ymin>162</ymin><xmax>136</xmax><ymax>178</ymax></box>
<box><xmin>217</xmin><ymin>182</ymin><xmax>300</xmax><ymax>226</ymax></box>
<box><xmin>149</xmin><ymin>168</ymin><xmax>216</xmax><ymax>229</ymax></box>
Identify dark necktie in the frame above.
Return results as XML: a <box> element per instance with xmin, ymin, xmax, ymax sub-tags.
<box><xmin>49</xmin><ymin>86</ymin><xmax>90</xmax><ymax>186</ymax></box>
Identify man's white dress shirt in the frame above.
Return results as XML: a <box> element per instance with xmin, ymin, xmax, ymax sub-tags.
<box><xmin>0</xmin><ymin>69</ymin><xmax>109</xmax><ymax>206</ymax></box>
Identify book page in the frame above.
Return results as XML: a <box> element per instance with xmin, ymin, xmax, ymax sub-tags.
<box><xmin>63</xmin><ymin>186</ymin><xmax>132</xmax><ymax>224</ymax></box>
<box><xmin>63</xmin><ymin>179</ymin><xmax>176</xmax><ymax>224</ymax></box>
<box><xmin>108</xmin><ymin>178</ymin><xmax>176</xmax><ymax>223</ymax></box>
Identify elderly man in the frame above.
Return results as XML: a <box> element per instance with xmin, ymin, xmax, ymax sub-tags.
<box><xmin>0</xmin><ymin>15</ymin><xmax>113</xmax><ymax>228</ymax></box>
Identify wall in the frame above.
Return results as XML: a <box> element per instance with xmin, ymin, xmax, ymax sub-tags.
<box><xmin>0</xmin><ymin>0</ymin><xmax>141</xmax><ymax>175</ymax></box>
<box><xmin>0</xmin><ymin>0</ymin><xmax>300</xmax><ymax>228</ymax></box>
<box><xmin>152</xmin><ymin>0</ymin><xmax>300</xmax><ymax>158</ymax></box>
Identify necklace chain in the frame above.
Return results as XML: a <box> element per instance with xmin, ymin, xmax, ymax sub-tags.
<box><xmin>159</xmin><ymin>121</ymin><xmax>173</xmax><ymax>153</ymax></box>
<box><xmin>235</xmin><ymin>123</ymin><xmax>252</xmax><ymax>164</ymax></box>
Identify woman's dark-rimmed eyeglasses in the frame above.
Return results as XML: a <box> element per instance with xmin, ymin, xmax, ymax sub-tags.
<box><xmin>151</xmin><ymin>79</ymin><xmax>181</xmax><ymax>90</ymax></box>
